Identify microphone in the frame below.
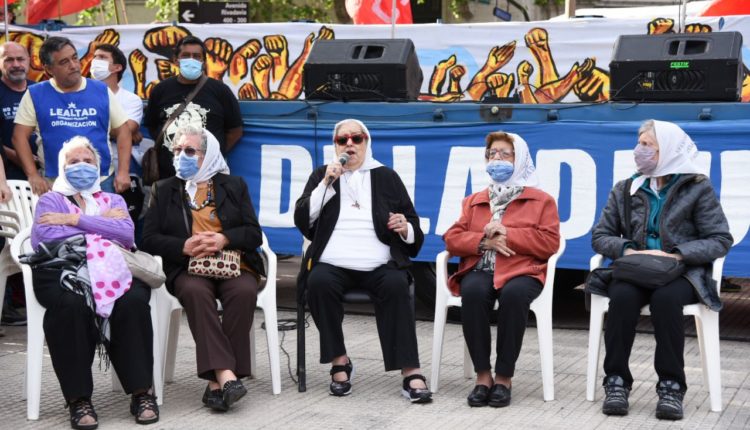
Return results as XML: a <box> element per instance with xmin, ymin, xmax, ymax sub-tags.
<box><xmin>326</xmin><ymin>153</ymin><xmax>350</xmax><ymax>185</ymax></box>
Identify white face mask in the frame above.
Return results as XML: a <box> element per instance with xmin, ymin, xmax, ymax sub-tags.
<box><xmin>90</xmin><ymin>58</ymin><xmax>112</xmax><ymax>81</ymax></box>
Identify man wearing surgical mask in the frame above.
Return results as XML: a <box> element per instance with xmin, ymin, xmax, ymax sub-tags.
<box><xmin>144</xmin><ymin>36</ymin><xmax>242</xmax><ymax>181</ymax></box>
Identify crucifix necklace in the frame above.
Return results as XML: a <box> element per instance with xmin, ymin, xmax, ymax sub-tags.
<box><xmin>343</xmin><ymin>171</ymin><xmax>365</xmax><ymax>209</ymax></box>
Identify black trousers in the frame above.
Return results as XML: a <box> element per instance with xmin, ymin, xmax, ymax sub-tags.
<box><xmin>33</xmin><ymin>268</ymin><xmax>154</xmax><ymax>401</ymax></box>
<box><xmin>306</xmin><ymin>262</ymin><xmax>420</xmax><ymax>371</ymax></box>
<box><xmin>603</xmin><ymin>277</ymin><xmax>698</xmax><ymax>389</ymax></box>
<box><xmin>460</xmin><ymin>271</ymin><xmax>542</xmax><ymax>377</ymax></box>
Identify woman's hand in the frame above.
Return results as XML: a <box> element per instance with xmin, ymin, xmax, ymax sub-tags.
<box><xmin>629</xmin><ymin>249</ymin><xmax>683</xmax><ymax>260</ymax></box>
<box><xmin>194</xmin><ymin>232</ymin><xmax>230</xmax><ymax>257</ymax></box>
<box><xmin>483</xmin><ymin>220</ymin><xmax>507</xmax><ymax>238</ymax></box>
<box><xmin>182</xmin><ymin>235</ymin><xmax>203</xmax><ymax>257</ymax></box>
<box><xmin>387</xmin><ymin>212</ymin><xmax>409</xmax><ymax>239</ymax></box>
<box><xmin>102</xmin><ymin>208</ymin><xmax>129</xmax><ymax>219</ymax></box>
<box><xmin>38</xmin><ymin>212</ymin><xmax>80</xmax><ymax>226</ymax></box>
<box><xmin>323</xmin><ymin>160</ymin><xmax>345</xmax><ymax>186</ymax></box>
<box><xmin>483</xmin><ymin>234</ymin><xmax>516</xmax><ymax>257</ymax></box>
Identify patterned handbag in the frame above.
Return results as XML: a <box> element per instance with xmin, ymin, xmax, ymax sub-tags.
<box><xmin>188</xmin><ymin>250</ymin><xmax>242</xmax><ymax>280</ymax></box>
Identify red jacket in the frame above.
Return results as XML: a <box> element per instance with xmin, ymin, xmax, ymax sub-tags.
<box><xmin>443</xmin><ymin>187</ymin><xmax>561</xmax><ymax>296</ymax></box>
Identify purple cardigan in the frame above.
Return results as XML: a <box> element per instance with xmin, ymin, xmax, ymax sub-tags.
<box><xmin>31</xmin><ymin>191</ymin><xmax>135</xmax><ymax>250</ymax></box>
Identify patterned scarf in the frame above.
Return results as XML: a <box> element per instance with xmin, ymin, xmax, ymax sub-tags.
<box><xmin>475</xmin><ymin>185</ymin><xmax>524</xmax><ymax>272</ymax></box>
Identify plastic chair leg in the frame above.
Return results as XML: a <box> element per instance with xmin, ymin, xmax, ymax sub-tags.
<box><xmin>26</xmin><ymin>313</ymin><xmax>44</xmax><ymax>420</ymax></box>
<box><xmin>429</xmin><ymin>304</ymin><xmax>448</xmax><ymax>393</ymax></box>
<box><xmin>535</xmin><ymin>309</ymin><xmax>555</xmax><ymax>401</ymax></box>
<box><xmin>699</xmin><ymin>312</ymin><xmax>722</xmax><ymax>412</ymax></box>
<box><xmin>586</xmin><ymin>296</ymin><xmax>607</xmax><ymax>402</ymax></box>
<box><xmin>164</xmin><ymin>308</ymin><xmax>182</xmax><ymax>383</ymax></box>
<box><xmin>263</xmin><ymin>305</ymin><xmax>282</xmax><ymax>395</ymax></box>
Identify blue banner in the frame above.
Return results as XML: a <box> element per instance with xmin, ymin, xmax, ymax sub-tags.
<box><xmin>229</xmin><ymin>103</ymin><xmax>750</xmax><ymax>277</ymax></box>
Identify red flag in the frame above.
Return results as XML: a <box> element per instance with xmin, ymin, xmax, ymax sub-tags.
<box><xmin>26</xmin><ymin>0</ymin><xmax>101</xmax><ymax>24</ymax></box>
<box><xmin>347</xmin><ymin>0</ymin><xmax>413</xmax><ymax>25</ymax></box>
<box><xmin>700</xmin><ymin>0</ymin><xmax>750</xmax><ymax>16</ymax></box>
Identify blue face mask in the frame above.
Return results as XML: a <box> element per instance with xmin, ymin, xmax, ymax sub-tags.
<box><xmin>486</xmin><ymin>160</ymin><xmax>514</xmax><ymax>183</ymax></box>
<box><xmin>65</xmin><ymin>162</ymin><xmax>99</xmax><ymax>191</ymax></box>
<box><xmin>173</xmin><ymin>151</ymin><xmax>200</xmax><ymax>179</ymax></box>
<box><xmin>179</xmin><ymin>58</ymin><xmax>203</xmax><ymax>80</ymax></box>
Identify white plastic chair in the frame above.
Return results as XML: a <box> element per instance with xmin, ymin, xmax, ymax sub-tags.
<box><xmin>162</xmin><ymin>232</ymin><xmax>281</xmax><ymax>395</ymax></box>
<box><xmin>585</xmin><ymin>254</ymin><xmax>725</xmax><ymax>412</ymax></box>
<box><xmin>431</xmin><ymin>237</ymin><xmax>566</xmax><ymax>401</ymax></box>
<box><xmin>11</xmin><ymin>227</ymin><xmax>171</xmax><ymax>420</ymax></box>
<box><xmin>0</xmin><ymin>180</ymin><xmax>38</xmax><ymax>322</ymax></box>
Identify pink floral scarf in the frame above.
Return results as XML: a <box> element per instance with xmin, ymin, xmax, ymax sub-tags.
<box><xmin>61</xmin><ymin>192</ymin><xmax>133</xmax><ymax>318</ymax></box>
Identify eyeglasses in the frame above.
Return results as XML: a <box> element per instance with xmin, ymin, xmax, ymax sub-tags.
<box><xmin>334</xmin><ymin>133</ymin><xmax>367</xmax><ymax>146</ymax></box>
<box><xmin>486</xmin><ymin>149</ymin><xmax>515</xmax><ymax>160</ymax></box>
<box><xmin>173</xmin><ymin>146</ymin><xmax>202</xmax><ymax>157</ymax></box>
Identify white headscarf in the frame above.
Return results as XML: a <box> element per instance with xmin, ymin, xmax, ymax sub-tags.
<box><xmin>629</xmin><ymin>120</ymin><xmax>702</xmax><ymax>195</ymax></box>
<box><xmin>52</xmin><ymin>136</ymin><xmax>103</xmax><ymax>216</ymax></box>
<box><xmin>176</xmin><ymin>128</ymin><xmax>230</xmax><ymax>204</ymax></box>
<box><xmin>490</xmin><ymin>132</ymin><xmax>540</xmax><ymax>188</ymax></box>
<box><xmin>333</xmin><ymin>119</ymin><xmax>384</xmax><ymax>172</ymax></box>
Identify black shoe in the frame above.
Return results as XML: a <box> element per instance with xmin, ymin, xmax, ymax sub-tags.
<box><xmin>68</xmin><ymin>398</ymin><xmax>98</xmax><ymax>430</ymax></box>
<box><xmin>488</xmin><ymin>384</ymin><xmax>511</xmax><ymax>408</ymax></box>
<box><xmin>655</xmin><ymin>380</ymin><xmax>685</xmax><ymax>420</ymax></box>
<box><xmin>202</xmin><ymin>384</ymin><xmax>226</xmax><ymax>411</ymax></box>
<box><xmin>401</xmin><ymin>374</ymin><xmax>432</xmax><ymax>404</ymax></box>
<box><xmin>222</xmin><ymin>380</ymin><xmax>247</xmax><ymax>409</ymax></box>
<box><xmin>602</xmin><ymin>375</ymin><xmax>630</xmax><ymax>416</ymax></box>
<box><xmin>1</xmin><ymin>305</ymin><xmax>26</xmax><ymax>326</ymax></box>
<box><xmin>130</xmin><ymin>392</ymin><xmax>159</xmax><ymax>425</ymax></box>
<box><xmin>467</xmin><ymin>384</ymin><xmax>491</xmax><ymax>407</ymax></box>
<box><xmin>329</xmin><ymin>359</ymin><xmax>354</xmax><ymax>396</ymax></box>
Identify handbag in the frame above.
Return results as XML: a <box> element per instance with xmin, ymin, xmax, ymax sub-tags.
<box><xmin>610</xmin><ymin>178</ymin><xmax>685</xmax><ymax>289</ymax></box>
<box><xmin>179</xmin><ymin>198</ymin><xmax>242</xmax><ymax>280</ymax></box>
<box><xmin>119</xmin><ymin>248</ymin><xmax>167</xmax><ymax>289</ymax></box>
<box><xmin>142</xmin><ymin>75</ymin><xmax>208</xmax><ymax>186</ymax></box>
<box><xmin>188</xmin><ymin>250</ymin><xmax>242</xmax><ymax>280</ymax></box>
<box><xmin>612</xmin><ymin>253</ymin><xmax>685</xmax><ymax>289</ymax></box>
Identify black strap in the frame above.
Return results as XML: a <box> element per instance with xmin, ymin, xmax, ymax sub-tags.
<box><xmin>623</xmin><ymin>178</ymin><xmax>633</xmax><ymax>239</ymax></box>
<box><xmin>155</xmin><ymin>75</ymin><xmax>208</xmax><ymax>146</ymax></box>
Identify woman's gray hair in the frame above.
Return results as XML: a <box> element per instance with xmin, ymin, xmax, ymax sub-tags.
<box><xmin>333</xmin><ymin>119</ymin><xmax>367</xmax><ymax>141</ymax></box>
<box><xmin>638</xmin><ymin>120</ymin><xmax>656</xmax><ymax>138</ymax></box>
<box><xmin>172</xmin><ymin>125</ymin><xmax>208</xmax><ymax>152</ymax></box>
<box><xmin>60</xmin><ymin>135</ymin><xmax>101</xmax><ymax>168</ymax></box>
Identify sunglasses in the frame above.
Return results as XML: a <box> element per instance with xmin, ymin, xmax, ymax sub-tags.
<box><xmin>173</xmin><ymin>146</ymin><xmax>201</xmax><ymax>157</ymax></box>
<box><xmin>334</xmin><ymin>133</ymin><xmax>367</xmax><ymax>146</ymax></box>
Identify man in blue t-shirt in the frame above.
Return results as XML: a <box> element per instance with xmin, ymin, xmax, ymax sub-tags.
<box><xmin>12</xmin><ymin>36</ymin><xmax>132</xmax><ymax>195</ymax></box>
<box><xmin>0</xmin><ymin>42</ymin><xmax>37</xmax><ymax>180</ymax></box>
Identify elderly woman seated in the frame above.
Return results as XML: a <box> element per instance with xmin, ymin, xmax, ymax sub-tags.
<box><xmin>591</xmin><ymin>120</ymin><xmax>732</xmax><ymax>420</ymax></box>
<box><xmin>294</xmin><ymin>119</ymin><xmax>432</xmax><ymax>403</ymax></box>
<box><xmin>28</xmin><ymin>136</ymin><xmax>157</xmax><ymax>429</ymax></box>
<box><xmin>443</xmin><ymin>131</ymin><xmax>560</xmax><ymax>408</ymax></box>
<box><xmin>143</xmin><ymin>125</ymin><xmax>265</xmax><ymax>412</ymax></box>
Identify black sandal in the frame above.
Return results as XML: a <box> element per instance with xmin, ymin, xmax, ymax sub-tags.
<box><xmin>402</xmin><ymin>374</ymin><xmax>433</xmax><ymax>404</ymax></box>
<box><xmin>130</xmin><ymin>392</ymin><xmax>160</xmax><ymax>425</ymax></box>
<box><xmin>329</xmin><ymin>359</ymin><xmax>354</xmax><ymax>396</ymax></box>
<box><xmin>68</xmin><ymin>398</ymin><xmax>98</xmax><ymax>430</ymax></box>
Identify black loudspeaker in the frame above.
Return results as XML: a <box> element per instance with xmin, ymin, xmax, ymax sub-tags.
<box><xmin>304</xmin><ymin>39</ymin><xmax>423</xmax><ymax>101</ymax></box>
<box><xmin>610</xmin><ymin>32</ymin><xmax>743</xmax><ymax>102</ymax></box>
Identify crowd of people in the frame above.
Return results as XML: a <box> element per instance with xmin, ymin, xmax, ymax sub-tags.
<box><xmin>0</xmin><ymin>34</ymin><xmax>733</xmax><ymax>429</ymax></box>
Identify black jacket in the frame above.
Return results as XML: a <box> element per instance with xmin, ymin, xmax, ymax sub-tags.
<box><xmin>294</xmin><ymin>165</ymin><xmax>424</xmax><ymax>273</ymax></box>
<box><xmin>142</xmin><ymin>173</ymin><xmax>265</xmax><ymax>291</ymax></box>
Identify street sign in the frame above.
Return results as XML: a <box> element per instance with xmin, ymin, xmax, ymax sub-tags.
<box><xmin>178</xmin><ymin>2</ymin><xmax>249</xmax><ymax>24</ymax></box>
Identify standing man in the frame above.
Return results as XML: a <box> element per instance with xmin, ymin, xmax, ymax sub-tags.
<box><xmin>90</xmin><ymin>43</ymin><xmax>146</xmax><ymax>233</ymax></box>
<box><xmin>144</xmin><ymin>35</ymin><xmax>242</xmax><ymax>180</ymax></box>
<box><xmin>0</xmin><ymin>42</ymin><xmax>37</xmax><ymax>180</ymax></box>
<box><xmin>12</xmin><ymin>36</ymin><xmax>132</xmax><ymax>195</ymax></box>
